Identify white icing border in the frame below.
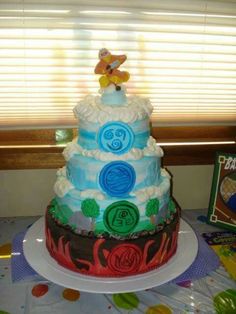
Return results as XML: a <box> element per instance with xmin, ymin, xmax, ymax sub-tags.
<box><xmin>73</xmin><ymin>95</ymin><xmax>153</xmax><ymax>124</ymax></box>
<box><xmin>54</xmin><ymin>167</ymin><xmax>74</xmax><ymax>198</ymax></box>
<box><xmin>54</xmin><ymin>167</ymin><xmax>106</xmax><ymax>200</ymax></box>
<box><xmin>63</xmin><ymin>136</ymin><xmax>163</xmax><ymax>162</ymax></box>
<box><xmin>134</xmin><ymin>169</ymin><xmax>171</xmax><ymax>202</ymax></box>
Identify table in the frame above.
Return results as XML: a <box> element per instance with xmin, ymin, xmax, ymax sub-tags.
<box><xmin>0</xmin><ymin>209</ymin><xmax>235</xmax><ymax>314</ymax></box>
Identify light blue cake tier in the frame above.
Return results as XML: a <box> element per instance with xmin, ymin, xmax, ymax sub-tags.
<box><xmin>53</xmin><ymin>169</ymin><xmax>171</xmax><ymax>235</ymax></box>
<box><xmin>73</xmin><ymin>94</ymin><xmax>153</xmax><ymax>153</ymax></box>
<box><xmin>78</xmin><ymin>118</ymin><xmax>150</xmax><ymax>151</ymax></box>
<box><xmin>66</xmin><ymin>154</ymin><xmax>161</xmax><ymax>194</ymax></box>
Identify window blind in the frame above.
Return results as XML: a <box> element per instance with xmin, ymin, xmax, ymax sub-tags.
<box><xmin>0</xmin><ymin>0</ymin><xmax>236</xmax><ymax>129</ymax></box>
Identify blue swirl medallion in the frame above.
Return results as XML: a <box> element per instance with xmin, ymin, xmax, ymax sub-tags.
<box><xmin>97</xmin><ymin>121</ymin><xmax>134</xmax><ymax>154</ymax></box>
<box><xmin>99</xmin><ymin>161</ymin><xmax>136</xmax><ymax>197</ymax></box>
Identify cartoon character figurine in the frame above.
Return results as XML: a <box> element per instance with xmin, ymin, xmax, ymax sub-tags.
<box><xmin>94</xmin><ymin>48</ymin><xmax>130</xmax><ymax>90</ymax></box>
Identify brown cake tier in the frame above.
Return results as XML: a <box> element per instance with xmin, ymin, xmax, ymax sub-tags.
<box><xmin>45</xmin><ymin>206</ymin><xmax>180</xmax><ymax>277</ymax></box>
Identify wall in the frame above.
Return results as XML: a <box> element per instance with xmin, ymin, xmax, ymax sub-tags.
<box><xmin>0</xmin><ymin>165</ymin><xmax>214</xmax><ymax>217</ymax></box>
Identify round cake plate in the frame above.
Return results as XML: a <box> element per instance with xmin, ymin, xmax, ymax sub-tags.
<box><xmin>23</xmin><ymin>217</ymin><xmax>198</xmax><ymax>294</ymax></box>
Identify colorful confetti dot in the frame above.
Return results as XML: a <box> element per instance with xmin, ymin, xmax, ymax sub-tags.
<box><xmin>113</xmin><ymin>293</ymin><xmax>139</xmax><ymax>310</ymax></box>
<box><xmin>146</xmin><ymin>304</ymin><xmax>173</xmax><ymax>314</ymax></box>
<box><xmin>32</xmin><ymin>284</ymin><xmax>49</xmax><ymax>297</ymax></box>
<box><xmin>0</xmin><ymin>243</ymin><xmax>12</xmax><ymax>258</ymax></box>
<box><xmin>213</xmin><ymin>289</ymin><xmax>236</xmax><ymax>314</ymax></box>
<box><xmin>62</xmin><ymin>288</ymin><xmax>80</xmax><ymax>301</ymax></box>
<box><xmin>178</xmin><ymin>280</ymin><xmax>192</xmax><ymax>288</ymax></box>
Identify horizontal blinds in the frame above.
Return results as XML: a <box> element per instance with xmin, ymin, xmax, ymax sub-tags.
<box><xmin>0</xmin><ymin>0</ymin><xmax>236</xmax><ymax>129</ymax></box>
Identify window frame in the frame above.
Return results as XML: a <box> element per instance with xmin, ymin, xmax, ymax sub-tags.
<box><xmin>0</xmin><ymin>125</ymin><xmax>235</xmax><ymax>169</ymax></box>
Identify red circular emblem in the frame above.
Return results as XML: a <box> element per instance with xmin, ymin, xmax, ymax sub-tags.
<box><xmin>107</xmin><ymin>244</ymin><xmax>142</xmax><ymax>274</ymax></box>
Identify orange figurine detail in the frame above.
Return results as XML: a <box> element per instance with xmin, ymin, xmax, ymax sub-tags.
<box><xmin>94</xmin><ymin>48</ymin><xmax>130</xmax><ymax>90</ymax></box>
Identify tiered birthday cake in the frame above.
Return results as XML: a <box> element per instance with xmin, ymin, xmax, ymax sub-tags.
<box><xmin>45</xmin><ymin>49</ymin><xmax>180</xmax><ymax>277</ymax></box>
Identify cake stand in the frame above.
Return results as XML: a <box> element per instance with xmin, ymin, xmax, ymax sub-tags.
<box><xmin>23</xmin><ymin>217</ymin><xmax>198</xmax><ymax>294</ymax></box>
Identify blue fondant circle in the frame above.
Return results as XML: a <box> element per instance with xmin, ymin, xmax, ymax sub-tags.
<box><xmin>99</xmin><ymin>161</ymin><xmax>136</xmax><ymax>197</ymax></box>
<box><xmin>97</xmin><ymin>121</ymin><xmax>134</xmax><ymax>155</ymax></box>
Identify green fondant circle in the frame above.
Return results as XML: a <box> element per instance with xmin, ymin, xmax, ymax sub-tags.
<box><xmin>103</xmin><ymin>200</ymin><xmax>139</xmax><ymax>236</ymax></box>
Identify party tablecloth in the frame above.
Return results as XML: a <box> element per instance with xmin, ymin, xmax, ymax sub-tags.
<box><xmin>0</xmin><ymin>209</ymin><xmax>235</xmax><ymax>314</ymax></box>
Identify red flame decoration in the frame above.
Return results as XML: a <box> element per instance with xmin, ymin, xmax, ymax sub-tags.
<box><xmin>77</xmin><ymin>239</ymin><xmax>110</xmax><ymax>275</ymax></box>
<box><xmin>77</xmin><ymin>225</ymin><xmax>179</xmax><ymax>276</ymax></box>
<box><xmin>46</xmin><ymin>228</ymin><xmax>78</xmax><ymax>272</ymax></box>
<box><xmin>46</xmin><ymin>221</ymin><xmax>179</xmax><ymax>277</ymax></box>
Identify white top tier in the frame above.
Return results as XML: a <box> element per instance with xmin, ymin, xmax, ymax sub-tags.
<box><xmin>73</xmin><ymin>94</ymin><xmax>153</xmax><ymax>125</ymax></box>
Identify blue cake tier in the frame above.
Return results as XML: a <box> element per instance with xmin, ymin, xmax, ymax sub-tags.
<box><xmin>66</xmin><ymin>154</ymin><xmax>161</xmax><ymax>195</ymax></box>
<box><xmin>53</xmin><ymin>167</ymin><xmax>172</xmax><ymax>236</ymax></box>
<box><xmin>73</xmin><ymin>94</ymin><xmax>153</xmax><ymax>153</ymax></box>
<box><xmin>78</xmin><ymin>118</ymin><xmax>150</xmax><ymax>152</ymax></box>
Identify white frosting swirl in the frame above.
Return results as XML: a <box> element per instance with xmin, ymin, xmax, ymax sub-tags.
<box><xmin>73</xmin><ymin>95</ymin><xmax>153</xmax><ymax>124</ymax></box>
<box><xmin>54</xmin><ymin>167</ymin><xmax>74</xmax><ymax>197</ymax></box>
<box><xmin>160</xmin><ymin>168</ymin><xmax>171</xmax><ymax>179</ymax></box>
<box><xmin>80</xmin><ymin>189</ymin><xmax>105</xmax><ymax>201</ymax></box>
<box><xmin>134</xmin><ymin>169</ymin><xmax>171</xmax><ymax>202</ymax></box>
<box><xmin>63</xmin><ymin>136</ymin><xmax>163</xmax><ymax>162</ymax></box>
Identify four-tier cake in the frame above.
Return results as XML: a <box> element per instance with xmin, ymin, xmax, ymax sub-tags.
<box><xmin>45</xmin><ymin>49</ymin><xmax>180</xmax><ymax>277</ymax></box>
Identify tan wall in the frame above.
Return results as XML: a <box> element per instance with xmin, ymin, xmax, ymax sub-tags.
<box><xmin>0</xmin><ymin>165</ymin><xmax>214</xmax><ymax>217</ymax></box>
<box><xmin>168</xmin><ymin>165</ymin><xmax>213</xmax><ymax>210</ymax></box>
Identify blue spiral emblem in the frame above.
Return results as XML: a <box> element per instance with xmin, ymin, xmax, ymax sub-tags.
<box><xmin>104</xmin><ymin>129</ymin><xmax>113</xmax><ymax>140</ymax></box>
<box><xmin>99</xmin><ymin>161</ymin><xmax>136</xmax><ymax>197</ymax></box>
<box><xmin>97</xmin><ymin>122</ymin><xmax>134</xmax><ymax>154</ymax></box>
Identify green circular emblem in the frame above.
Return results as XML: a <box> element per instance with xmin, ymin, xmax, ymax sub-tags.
<box><xmin>103</xmin><ymin>201</ymin><xmax>139</xmax><ymax>235</ymax></box>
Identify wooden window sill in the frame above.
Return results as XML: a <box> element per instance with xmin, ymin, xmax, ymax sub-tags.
<box><xmin>0</xmin><ymin>126</ymin><xmax>235</xmax><ymax>169</ymax></box>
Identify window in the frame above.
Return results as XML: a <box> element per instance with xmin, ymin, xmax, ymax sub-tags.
<box><xmin>0</xmin><ymin>0</ymin><xmax>235</xmax><ymax>167</ymax></box>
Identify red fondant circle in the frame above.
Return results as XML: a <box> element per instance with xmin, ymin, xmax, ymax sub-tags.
<box><xmin>107</xmin><ymin>243</ymin><xmax>142</xmax><ymax>274</ymax></box>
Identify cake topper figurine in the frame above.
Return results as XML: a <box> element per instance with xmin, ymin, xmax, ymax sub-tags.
<box><xmin>94</xmin><ymin>48</ymin><xmax>130</xmax><ymax>91</ymax></box>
